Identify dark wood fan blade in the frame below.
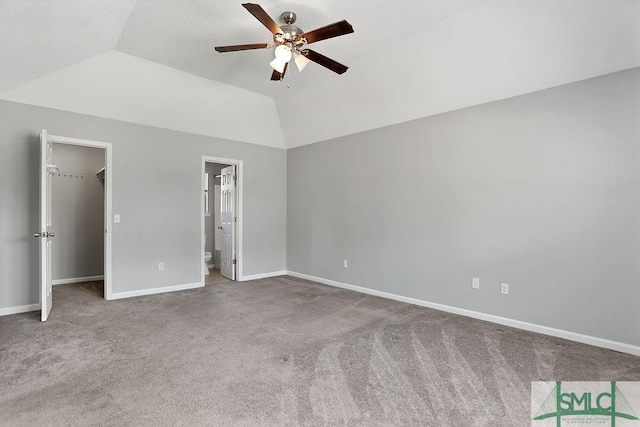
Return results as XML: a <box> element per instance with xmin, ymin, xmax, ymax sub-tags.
<box><xmin>299</xmin><ymin>20</ymin><xmax>353</xmax><ymax>44</ymax></box>
<box><xmin>302</xmin><ymin>49</ymin><xmax>348</xmax><ymax>74</ymax></box>
<box><xmin>270</xmin><ymin>62</ymin><xmax>288</xmax><ymax>81</ymax></box>
<box><xmin>242</xmin><ymin>3</ymin><xmax>282</xmax><ymax>35</ymax></box>
<box><xmin>215</xmin><ymin>43</ymin><xmax>269</xmax><ymax>53</ymax></box>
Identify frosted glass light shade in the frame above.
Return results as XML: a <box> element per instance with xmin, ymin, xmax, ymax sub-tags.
<box><xmin>294</xmin><ymin>52</ymin><xmax>310</xmax><ymax>72</ymax></box>
<box><xmin>274</xmin><ymin>44</ymin><xmax>292</xmax><ymax>62</ymax></box>
<box><xmin>270</xmin><ymin>58</ymin><xmax>287</xmax><ymax>73</ymax></box>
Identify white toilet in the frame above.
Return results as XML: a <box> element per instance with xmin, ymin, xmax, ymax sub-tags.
<box><xmin>204</xmin><ymin>234</ymin><xmax>212</xmax><ymax>276</ymax></box>
<box><xmin>204</xmin><ymin>251</ymin><xmax>212</xmax><ymax>275</ymax></box>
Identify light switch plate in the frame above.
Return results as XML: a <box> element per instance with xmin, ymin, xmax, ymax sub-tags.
<box><xmin>114</xmin><ymin>214</ymin><xmax>120</xmax><ymax>223</ymax></box>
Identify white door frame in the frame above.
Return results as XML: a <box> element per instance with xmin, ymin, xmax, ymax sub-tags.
<box><xmin>48</xmin><ymin>133</ymin><xmax>114</xmax><ymax>300</ymax></box>
<box><xmin>201</xmin><ymin>156</ymin><xmax>243</xmax><ymax>282</ymax></box>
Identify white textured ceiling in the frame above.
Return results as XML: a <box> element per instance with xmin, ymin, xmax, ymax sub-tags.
<box><xmin>279</xmin><ymin>0</ymin><xmax>640</xmax><ymax>147</ymax></box>
<box><xmin>0</xmin><ymin>51</ymin><xmax>285</xmax><ymax>147</ymax></box>
<box><xmin>116</xmin><ymin>0</ymin><xmax>488</xmax><ymax>97</ymax></box>
<box><xmin>1</xmin><ymin>0</ymin><xmax>639</xmax><ymax>148</ymax></box>
<box><xmin>0</xmin><ymin>0</ymin><xmax>137</xmax><ymax>93</ymax></box>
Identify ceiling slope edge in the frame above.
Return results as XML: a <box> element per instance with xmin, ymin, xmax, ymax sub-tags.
<box><xmin>0</xmin><ymin>50</ymin><xmax>286</xmax><ymax>149</ymax></box>
<box><xmin>283</xmin><ymin>66</ymin><xmax>640</xmax><ymax>150</ymax></box>
<box><xmin>0</xmin><ymin>0</ymin><xmax>138</xmax><ymax>94</ymax></box>
<box><xmin>276</xmin><ymin>0</ymin><xmax>640</xmax><ymax>149</ymax></box>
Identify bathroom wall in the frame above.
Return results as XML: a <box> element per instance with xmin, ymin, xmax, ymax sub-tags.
<box><xmin>51</xmin><ymin>143</ymin><xmax>105</xmax><ymax>281</ymax></box>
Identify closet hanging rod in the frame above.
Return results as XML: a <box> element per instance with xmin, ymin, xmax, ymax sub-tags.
<box><xmin>52</xmin><ymin>171</ymin><xmax>85</xmax><ymax>178</ymax></box>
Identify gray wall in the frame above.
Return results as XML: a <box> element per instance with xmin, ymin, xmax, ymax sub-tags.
<box><xmin>51</xmin><ymin>143</ymin><xmax>105</xmax><ymax>281</ymax></box>
<box><xmin>287</xmin><ymin>68</ymin><xmax>640</xmax><ymax>347</ymax></box>
<box><xmin>0</xmin><ymin>100</ymin><xmax>286</xmax><ymax>309</ymax></box>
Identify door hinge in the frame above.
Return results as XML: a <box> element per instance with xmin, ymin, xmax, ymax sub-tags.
<box><xmin>234</xmin><ymin>216</ymin><xmax>237</xmax><ymax>223</ymax></box>
<box><xmin>232</xmin><ymin>259</ymin><xmax>237</xmax><ymax>265</ymax></box>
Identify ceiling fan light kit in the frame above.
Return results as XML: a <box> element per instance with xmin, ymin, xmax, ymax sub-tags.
<box><xmin>270</xmin><ymin>44</ymin><xmax>292</xmax><ymax>73</ymax></box>
<box><xmin>214</xmin><ymin>3</ymin><xmax>354</xmax><ymax>82</ymax></box>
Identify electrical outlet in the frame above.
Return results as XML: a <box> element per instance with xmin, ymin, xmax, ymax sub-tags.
<box><xmin>472</xmin><ymin>278</ymin><xmax>480</xmax><ymax>289</ymax></box>
<box><xmin>343</xmin><ymin>260</ymin><xmax>348</xmax><ymax>268</ymax></box>
<box><xmin>159</xmin><ymin>262</ymin><xmax>164</xmax><ymax>271</ymax></box>
<box><xmin>113</xmin><ymin>214</ymin><xmax>120</xmax><ymax>223</ymax></box>
<box><xmin>501</xmin><ymin>283</ymin><xmax>509</xmax><ymax>295</ymax></box>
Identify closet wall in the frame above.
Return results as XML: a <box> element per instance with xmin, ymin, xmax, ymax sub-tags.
<box><xmin>52</xmin><ymin>143</ymin><xmax>105</xmax><ymax>282</ymax></box>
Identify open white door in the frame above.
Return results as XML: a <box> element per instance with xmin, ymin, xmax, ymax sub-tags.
<box><xmin>220</xmin><ymin>165</ymin><xmax>236</xmax><ymax>280</ymax></box>
<box><xmin>37</xmin><ymin>130</ymin><xmax>55</xmax><ymax>321</ymax></box>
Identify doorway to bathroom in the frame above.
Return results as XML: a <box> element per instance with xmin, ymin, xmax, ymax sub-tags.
<box><xmin>202</xmin><ymin>156</ymin><xmax>242</xmax><ymax>284</ymax></box>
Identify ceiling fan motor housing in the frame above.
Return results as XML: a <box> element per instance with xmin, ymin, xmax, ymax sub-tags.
<box><xmin>274</xmin><ymin>11</ymin><xmax>305</xmax><ymax>48</ymax></box>
<box><xmin>281</xmin><ymin>11</ymin><xmax>296</xmax><ymax>25</ymax></box>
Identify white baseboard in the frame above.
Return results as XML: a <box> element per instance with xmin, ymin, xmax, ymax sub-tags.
<box><xmin>52</xmin><ymin>275</ymin><xmax>104</xmax><ymax>285</ymax></box>
<box><xmin>0</xmin><ymin>303</ymin><xmax>40</xmax><ymax>317</ymax></box>
<box><xmin>207</xmin><ymin>264</ymin><xmax>215</xmax><ymax>269</ymax></box>
<box><xmin>109</xmin><ymin>282</ymin><xmax>203</xmax><ymax>300</ymax></box>
<box><xmin>240</xmin><ymin>270</ymin><xmax>287</xmax><ymax>281</ymax></box>
<box><xmin>286</xmin><ymin>271</ymin><xmax>640</xmax><ymax>357</ymax></box>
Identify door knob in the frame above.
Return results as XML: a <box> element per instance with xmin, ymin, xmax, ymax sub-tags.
<box><xmin>34</xmin><ymin>232</ymin><xmax>42</xmax><ymax>238</ymax></box>
<box><xmin>47</xmin><ymin>232</ymin><xmax>55</xmax><ymax>238</ymax></box>
<box><xmin>217</xmin><ymin>226</ymin><xmax>223</xmax><ymax>229</ymax></box>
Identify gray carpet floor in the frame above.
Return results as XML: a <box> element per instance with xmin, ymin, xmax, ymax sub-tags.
<box><xmin>1</xmin><ymin>276</ymin><xmax>638</xmax><ymax>426</ymax></box>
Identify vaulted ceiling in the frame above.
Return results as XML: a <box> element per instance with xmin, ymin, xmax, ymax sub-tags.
<box><xmin>1</xmin><ymin>0</ymin><xmax>639</xmax><ymax>148</ymax></box>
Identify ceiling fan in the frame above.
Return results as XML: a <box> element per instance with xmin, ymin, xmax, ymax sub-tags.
<box><xmin>215</xmin><ymin>3</ymin><xmax>354</xmax><ymax>81</ymax></box>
